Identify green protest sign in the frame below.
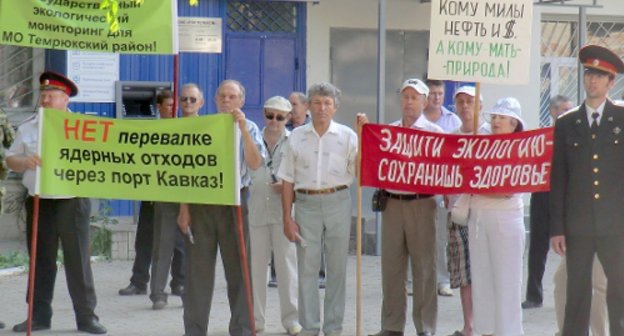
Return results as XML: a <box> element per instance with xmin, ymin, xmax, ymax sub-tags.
<box><xmin>0</xmin><ymin>0</ymin><xmax>177</xmax><ymax>54</ymax></box>
<box><xmin>38</xmin><ymin>109</ymin><xmax>240</xmax><ymax>205</ymax></box>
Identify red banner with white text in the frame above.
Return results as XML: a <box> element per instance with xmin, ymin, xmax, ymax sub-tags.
<box><xmin>360</xmin><ymin>124</ymin><xmax>554</xmax><ymax>194</ymax></box>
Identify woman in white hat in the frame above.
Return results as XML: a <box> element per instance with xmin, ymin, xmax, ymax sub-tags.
<box><xmin>468</xmin><ymin>97</ymin><xmax>525</xmax><ymax>336</ymax></box>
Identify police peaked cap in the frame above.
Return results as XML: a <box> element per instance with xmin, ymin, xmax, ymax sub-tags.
<box><xmin>579</xmin><ymin>45</ymin><xmax>624</xmax><ymax>76</ymax></box>
<box><xmin>39</xmin><ymin>71</ymin><xmax>78</xmax><ymax>97</ymax></box>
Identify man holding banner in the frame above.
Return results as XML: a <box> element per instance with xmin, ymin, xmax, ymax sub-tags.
<box><xmin>6</xmin><ymin>71</ymin><xmax>107</xmax><ymax>334</ymax></box>
<box><xmin>550</xmin><ymin>44</ymin><xmax>624</xmax><ymax>336</ymax></box>
<box><xmin>445</xmin><ymin>85</ymin><xmax>489</xmax><ymax>336</ymax></box>
<box><xmin>279</xmin><ymin>82</ymin><xmax>358</xmax><ymax>336</ymax></box>
<box><xmin>364</xmin><ymin>78</ymin><xmax>443</xmax><ymax>336</ymax></box>
<box><xmin>177</xmin><ymin>80</ymin><xmax>264</xmax><ymax>336</ymax></box>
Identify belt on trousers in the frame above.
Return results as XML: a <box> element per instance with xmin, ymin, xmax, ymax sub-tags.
<box><xmin>296</xmin><ymin>185</ymin><xmax>348</xmax><ymax>195</ymax></box>
<box><xmin>386</xmin><ymin>192</ymin><xmax>433</xmax><ymax>201</ymax></box>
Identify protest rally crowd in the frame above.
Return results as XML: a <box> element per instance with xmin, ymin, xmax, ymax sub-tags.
<box><xmin>1</xmin><ymin>43</ymin><xmax>624</xmax><ymax>336</ymax></box>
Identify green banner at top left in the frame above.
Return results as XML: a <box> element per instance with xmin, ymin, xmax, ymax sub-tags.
<box><xmin>0</xmin><ymin>0</ymin><xmax>178</xmax><ymax>54</ymax></box>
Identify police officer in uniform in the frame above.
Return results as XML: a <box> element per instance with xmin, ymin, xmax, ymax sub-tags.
<box><xmin>6</xmin><ymin>71</ymin><xmax>107</xmax><ymax>334</ymax></box>
<box><xmin>550</xmin><ymin>45</ymin><xmax>624</xmax><ymax>336</ymax></box>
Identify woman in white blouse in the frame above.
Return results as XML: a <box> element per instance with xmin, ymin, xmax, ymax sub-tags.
<box><xmin>468</xmin><ymin>97</ymin><xmax>526</xmax><ymax>336</ymax></box>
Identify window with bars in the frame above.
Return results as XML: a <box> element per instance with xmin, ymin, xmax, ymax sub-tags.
<box><xmin>0</xmin><ymin>46</ymin><xmax>41</xmax><ymax>109</ymax></box>
<box><xmin>227</xmin><ymin>1</ymin><xmax>297</xmax><ymax>33</ymax></box>
<box><xmin>540</xmin><ymin>17</ymin><xmax>624</xmax><ymax>126</ymax></box>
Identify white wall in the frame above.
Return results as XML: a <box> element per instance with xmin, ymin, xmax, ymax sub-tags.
<box><xmin>305</xmin><ymin>0</ymin><xmax>624</xmax><ymax>130</ymax></box>
<box><xmin>307</xmin><ymin>0</ymin><xmax>432</xmax><ymax>85</ymax></box>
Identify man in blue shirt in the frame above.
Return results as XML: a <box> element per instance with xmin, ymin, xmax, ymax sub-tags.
<box><xmin>177</xmin><ymin>80</ymin><xmax>265</xmax><ymax>336</ymax></box>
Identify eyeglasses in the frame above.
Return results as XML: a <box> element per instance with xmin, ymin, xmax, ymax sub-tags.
<box><xmin>181</xmin><ymin>96</ymin><xmax>198</xmax><ymax>104</ymax></box>
<box><xmin>265</xmin><ymin>113</ymin><xmax>286</xmax><ymax>121</ymax></box>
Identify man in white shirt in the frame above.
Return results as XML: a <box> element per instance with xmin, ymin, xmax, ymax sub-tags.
<box><xmin>364</xmin><ymin>78</ymin><xmax>444</xmax><ymax>336</ymax></box>
<box><xmin>424</xmin><ymin>79</ymin><xmax>461</xmax><ymax>298</ymax></box>
<box><xmin>279</xmin><ymin>82</ymin><xmax>358</xmax><ymax>336</ymax></box>
<box><xmin>424</xmin><ymin>79</ymin><xmax>461</xmax><ymax>133</ymax></box>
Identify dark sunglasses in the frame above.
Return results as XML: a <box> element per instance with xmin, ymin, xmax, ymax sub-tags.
<box><xmin>181</xmin><ymin>96</ymin><xmax>198</xmax><ymax>104</ymax></box>
<box><xmin>265</xmin><ymin>113</ymin><xmax>286</xmax><ymax>121</ymax></box>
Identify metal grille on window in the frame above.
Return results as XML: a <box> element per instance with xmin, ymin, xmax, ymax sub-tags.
<box><xmin>0</xmin><ymin>45</ymin><xmax>38</xmax><ymax>109</ymax></box>
<box><xmin>227</xmin><ymin>1</ymin><xmax>296</xmax><ymax>33</ymax></box>
<box><xmin>540</xmin><ymin>17</ymin><xmax>624</xmax><ymax>127</ymax></box>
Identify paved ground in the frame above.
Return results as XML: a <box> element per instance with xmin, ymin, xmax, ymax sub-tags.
<box><xmin>0</xmin><ymin>239</ymin><xmax>560</xmax><ymax>336</ymax></box>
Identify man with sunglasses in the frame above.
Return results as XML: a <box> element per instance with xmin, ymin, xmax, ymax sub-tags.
<box><xmin>178</xmin><ymin>80</ymin><xmax>265</xmax><ymax>336</ymax></box>
<box><xmin>119</xmin><ymin>90</ymin><xmax>186</xmax><ymax>301</ymax></box>
<box><xmin>179</xmin><ymin>83</ymin><xmax>204</xmax><ymax>117</ymax></box>
<box><xmin>249</xmin><ymin>96</ymin><xmax>301</xmax><ymax>335</ymax></box>
<box><xmin>149</xmin><ymin>88</ymin><xmax>190</xmax><ymax>310</ymax></box>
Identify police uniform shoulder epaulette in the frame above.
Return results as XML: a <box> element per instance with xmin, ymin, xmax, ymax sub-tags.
<box><xmin>557</xmin><ymin>105</ymin><xmax>580</xmax><ymax>120</ymax></box>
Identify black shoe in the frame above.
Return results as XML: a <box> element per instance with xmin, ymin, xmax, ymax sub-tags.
<box><xmin>118</xmin><ymin>283</ymin><xmax>147</xmax><ymax>295</ymax></box>
<box><xmin>521</xmin><ymin>300</ymin><xmax>543</xmax><ymax>309</ymax></box>
<box><xmin>12</xmin><ymin>320</ymin><xmax>51</xmax><ymax>332</ymax></box>
<box><xmin>0</xmin><ymin>321</ymin><xmax>4</xmax><ymax>329</ymax></box>
<box><xmin>268</xmin><ymin>278</ymin><xmax>278</xmax><ymax>288</ymax></box>
<box><xmin>170</xmin><ymin>285</ymin><xmax>184</xmax><ymax>296</ymax></box>
<box><xmin>77</xmin><ymin>318</ymin><xmax>107</xmax><ymax>334</ymax></box>
<box><xmin>369</xmin><ymin>330</ymin><xmax>404</xmax><ymax>336</ymax></box>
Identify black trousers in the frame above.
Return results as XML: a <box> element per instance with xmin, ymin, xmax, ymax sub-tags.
<box><xmin>183</xmin><ymin>188</ymin><xmax>252</xmax><ymax>336</ymax></box>
<box><xmin>129</xmin><ymin>201</ymin><xmax>184</xmax><ymax>290</ymax></box>
<box><xmin>564</xmin><ymin>235</ymin><xmax>624</xmax><ymax>336</ymax></box>
<box><xmin>525</xmin><ymin>191</ymin><xmax>551</xmax><ymax>303</ymax></box>
<box><xmin>25</xmin><ymin>197</ymin><xmax>98</xmax><ymax>325</ymax></box>
<box><xmin>150</xmin><ymin>202</ymin><xmax>185</xmax><ymax>302</ymax></box>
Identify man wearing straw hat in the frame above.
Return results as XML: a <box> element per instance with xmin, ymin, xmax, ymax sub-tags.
<box><xmin>550</xmin><ymin>44</ymin><xmax>624</xmax><ymax>335</ymax></box>
<box><xmin>6</xmin><ymin>71</ymin><xmax>106</xmax><ymax>334</ymax></box>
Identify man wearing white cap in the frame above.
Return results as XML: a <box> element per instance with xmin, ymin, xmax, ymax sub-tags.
<box><xmin>445</xmin><ymin>85</ymin><xmax>489</xmax><ymax>336</ymax></box>
<box><xmin>249</xmin><ymin>96</ymin><xmax>301</xmax><ymax>335</ymax></box>
<box><xmin>550</xmin><ymin>44</ymin><xmax>624</xmax><ymax>335</ymax></box>
<box><xmin>363</xmin><ymin>78</ymin><xmax>443</xmax><ymax>336</ymax></box>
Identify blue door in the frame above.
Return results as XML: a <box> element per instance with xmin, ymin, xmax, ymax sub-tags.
<box><xmin>224</xmin><ymin>1</ymin><xmax>306</xmax><ymax>127</ymax></box>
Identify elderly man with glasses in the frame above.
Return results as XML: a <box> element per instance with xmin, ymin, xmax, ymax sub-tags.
<box><xmin>249</xmin><ymin>96</ymin><xmax>301</xmax><ymax>335</ymax></box>
<box><xmin>178</xmin><ymin>80</ymin><xmax>265</xmax><ymax>336</ymax></box>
